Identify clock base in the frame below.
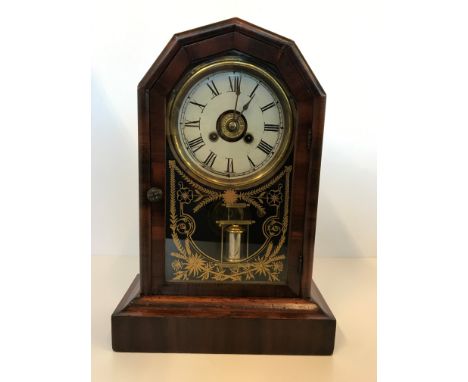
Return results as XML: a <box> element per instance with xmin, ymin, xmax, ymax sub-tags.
<box><xmin>112</xmin><ymin>274</ymin><xmax>335</xmax><ymax>355</ymax></box>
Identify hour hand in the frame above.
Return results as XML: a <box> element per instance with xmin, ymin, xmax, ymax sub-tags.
<box><xmin>240</xmin><ymin>94</ymin><xmax>255</xmax><ymax>115</ymax></box>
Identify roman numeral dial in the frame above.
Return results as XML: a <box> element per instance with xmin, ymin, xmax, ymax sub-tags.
<box><xmin>172</xmin><ymin>62</ymin><xmax>292</xmax><ymax>187</ymax></box>
<box><xmin>203</xmin><ymin>151</ymin><xmax>217</xmax><ymax>168</ymax></box>
<box><xmin>257</xmin><ymin>139</ymin><xmax>274</xmax><ymax>155</ymax></box>
<box><xmin>187</xmin><ymin>135</ymin><xmax>205</xmax><ymax>153</ymax></box>
<box><xmin>264</xmin><ymin>123</ymin><xmax>281</xmax><ymax>132</ymax></box>
<box><xmin>229</xmin><ymin>75</ymin><xmax>241</xmax><ymax>93</ymax></box>
<box><xmin>184</xmin><ymin>119</ymin><xmax>200</xmax><ymax>128</ymax></box>
<box><xmin>207</xmin><ymin>80</ymin><xmax>220</xmax><ymax>98</ymax></box>
<box><xmin>189</xmin><ymin>100</ymin><xmax>207</xmax><ymax>112</ymax></box>
<box><xmin>226</xmin><ymin>158</ymin><xmax>234</xmax><ymax>174</ymax></box>
<box><xmin>260</xmin><ymin>102</ymin><xmax>276</xmax><ymax>112</ymax></box>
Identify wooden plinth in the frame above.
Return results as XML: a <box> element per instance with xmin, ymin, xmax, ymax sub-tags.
<box><xmin>112</xmin><ymin>274</ymin><xmax>335</xmax><ymax>355</ymax></box>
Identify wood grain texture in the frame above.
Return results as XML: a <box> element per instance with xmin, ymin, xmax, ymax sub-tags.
<box><xmin>112</xmin><ymin>275</ymin><xmax>335</xmax><ymax>354</ymax></box>
<box><xmin>114</xmin><ymin>17</ymin><xmax>335</xmax><ymax>354</ymax></box>
<box><xmin>138</xmin><ymin>17</ymin><xmax>327</xmax><ymax>297</ymax></box>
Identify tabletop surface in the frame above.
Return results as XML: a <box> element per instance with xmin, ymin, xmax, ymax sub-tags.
<box><xmin>92</xmin><ymin>256</ymin><xmax>376</xmax><ymax>382</ymax></box>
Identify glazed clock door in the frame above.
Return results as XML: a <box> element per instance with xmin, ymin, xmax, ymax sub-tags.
<box><xmin>163</xmin><ymin>57</ymin><xmax>298</xmax><ymax>293</ymax></box>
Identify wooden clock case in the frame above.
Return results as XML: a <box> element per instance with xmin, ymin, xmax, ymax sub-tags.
<box><xmin>112</xmin><ymin>18</ymin><xmax>336</xmax><ymax>355</ymax></box>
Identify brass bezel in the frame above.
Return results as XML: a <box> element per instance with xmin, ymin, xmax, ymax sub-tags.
<box><xmin>167</xmin><ymin>57</ymin><xmax>294</xmax><ymax>190</ymax></box>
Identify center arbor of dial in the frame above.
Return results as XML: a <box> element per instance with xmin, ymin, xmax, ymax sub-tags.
<box><xmin>216</xmin><ymin>110</ymin><xmax>247</xmax><ymax>142</ymax></box>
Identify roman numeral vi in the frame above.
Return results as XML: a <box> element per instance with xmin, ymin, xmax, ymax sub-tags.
<box><xmin>226</xmin><ymin>158</ymin><xmax>234</xmax><ymax>173</ymax></box>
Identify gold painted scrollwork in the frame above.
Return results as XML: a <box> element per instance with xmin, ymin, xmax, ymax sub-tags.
<box><xmin>174</xmin><ymin>215</ymin><xmax>195</xmax><ymax>236</ymax></box>
<box><xmin>263</xmin><ymin>216</ymin><xmax>283</xmax><ymax>238</ymax></box>
<box><xmin>167</xmin><ymin>160</ymin><xmax>291</xmax><ymax>282</ymax></box>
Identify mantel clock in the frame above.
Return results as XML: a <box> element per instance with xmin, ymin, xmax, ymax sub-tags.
<box><xmin>112</xmin><ymin>18</ymin><xmax>336</xmax><ymax>355</ymax></box>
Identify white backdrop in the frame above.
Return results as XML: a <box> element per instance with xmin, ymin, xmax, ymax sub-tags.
<box><xmin>92</xmin><ymin>0</ymin><xmax>377</xmax><ymax>257</ymax></box>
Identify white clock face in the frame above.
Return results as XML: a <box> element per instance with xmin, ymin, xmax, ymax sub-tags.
<box><xmin>172</xmin><ymin>65</ymin><xmax>291</xmax><ymax>187</ymax></box>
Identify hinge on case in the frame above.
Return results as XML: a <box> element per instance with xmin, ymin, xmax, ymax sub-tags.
<box><xmin>307</xmin><ymin>128</ymin><xmax>312</xmax><ymax>150</ymax></box>
<box><xmin>298</xmin><ymin>254</ymin><xmax>304</xmax><ymax>274</ymax></box>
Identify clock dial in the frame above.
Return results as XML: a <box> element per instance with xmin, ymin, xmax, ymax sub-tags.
<box><xmin>169</xmin><ymin>60</ymin><xmax>292</xmax><ymax>189</ymax></box>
